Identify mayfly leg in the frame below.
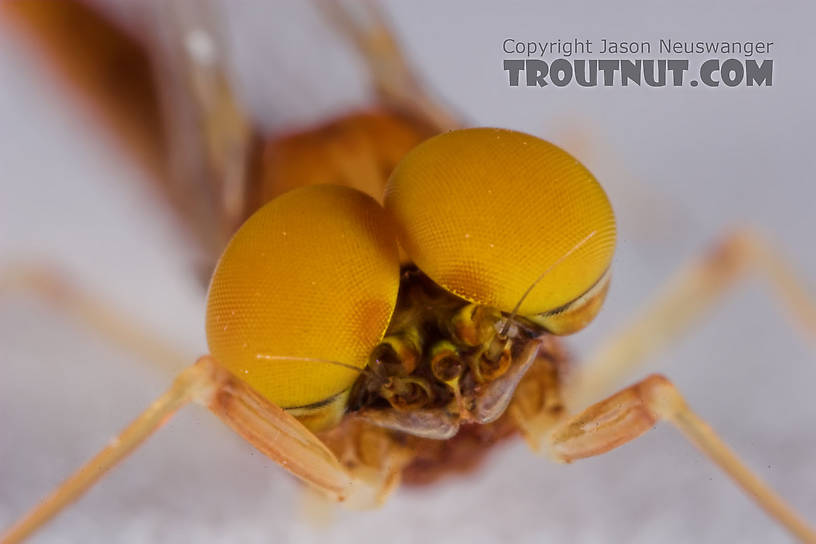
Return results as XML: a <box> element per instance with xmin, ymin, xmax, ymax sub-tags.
<box><xmin>566</xmin><ymin>229</ymin><xmax>816</xmax><ymax>409</ymax></box>
<box><xmin>546</xmin><ymin>374</ymin><xmax>816</xmax><ymax>543</ymax></box>
<box><xmin>313</xmin><ymin>0</ymin><xmax>459</xmax><ymax>131</ymax></box>
<box><xmin>0</xmin><ymin>356</ymin><xmax>358</xmax><ymax>544</ymax></box>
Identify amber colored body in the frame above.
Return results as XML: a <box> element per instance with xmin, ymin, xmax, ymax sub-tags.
<box><xmin>3</xmin><ymin>5</ymin><xmax>816</xmax><ymax>544</ymax></box>
<box><xmin>255</xmin><ymin>111</ymin><xmax>437</xmax><ymax>208</ymax></box>
<box><xmin>2</xmin><ymin>0</ymin><xmax>602</xmax><ymax>496</ymax></box>
<box><xmin>2</xmin><ymin>1</ymin><xmax>436</xmax><ymax>269</ymax></box>
<box><xmin>3</xmin><ymin>1</ymin><xmax>577</xmax><ymax>487</ymax></box>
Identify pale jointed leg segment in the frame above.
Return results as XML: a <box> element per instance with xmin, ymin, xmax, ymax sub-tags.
<box><xmin>1</xmin><ymin>264</ymin><xmax>406</xmax><ymax>543</ymax></box>
<box><xmin>0</xmin><ymin>360</ymin><xmax>214</xmax><ymax>544</ymax></box>
<box><xmin>567</xmin><ymin>229</ymin><xmax>816</xmax><ymax>409</ymax></box>
<box><xmin>543</xmin><ymin>374</ymin><xmax>816</xmax><ymax>543</ymax></box>
<box><xmin>0</xmin><ymin>357</ymin><xmax>363</xmax><ymax>544</ymax></box>
<box><xmin>511</xmin><ymin>229</ymin><xmax>816</xmax><ymax>541</ymax></box>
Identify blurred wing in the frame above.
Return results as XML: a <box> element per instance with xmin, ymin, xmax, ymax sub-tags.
<box><xmin>3</xmin><ymin>0</ymin><xmax>461</xmax><ymax>275</ymax></box>
<box><xmin>2</xmin><ymin>0</ymin><xmax>166</xmax><ymax>175</ymax></box>
<box><xmin>2</xmin><ymin>0</ymin><xmax>261</xmax><ymax>276</ymax></box>
<box><xmin>152</xmin><ymin>0</ymin><xmax>261</xmax><ymax>269</ymax></box>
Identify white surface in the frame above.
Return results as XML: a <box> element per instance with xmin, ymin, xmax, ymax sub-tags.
<box><xmin>1</xmin><ymin>1</ymin><xmax>815</xmax><ymax>543</ymax></box>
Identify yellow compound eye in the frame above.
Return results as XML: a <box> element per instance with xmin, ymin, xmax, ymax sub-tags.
<box><xmin>384</xmin><ymin>127</ymin><xmax>616</xmax><ymax>321</ymax></box>
<box><xmin>206</xmin><ymin>185</ymin><xmax>400</xmax><ymax>408</ymax></box>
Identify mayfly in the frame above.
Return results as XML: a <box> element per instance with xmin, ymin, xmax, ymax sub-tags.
<box><xmin>1</xmin><ymin>1</ymin><xmax>815</xmax><ymax>543</ymax></box>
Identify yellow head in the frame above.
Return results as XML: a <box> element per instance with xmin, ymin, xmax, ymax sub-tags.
<box><xmin>205</xmin><ymin>184</ymin><xmax>400</xmax><ymax>408</ymax></box>
<box><xmin>385</xmin><ymin>127</ymin><xmax>616</xmax><ymax>332</ymax></box>
<box><xmin>206</xmin><ymin>127</ymin><xmax>614</xmax><ymax>416</ymax></box>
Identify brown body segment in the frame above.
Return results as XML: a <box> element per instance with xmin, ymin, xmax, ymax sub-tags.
<box><xmin>2</xmin><ymin>0</ymin><xmax>251</xmax><ymax>268</ymax></box>
<box><xmin>254</xmin><ymin>110</ymin><xmax>438</xmax><ymax>207</ymax></box>
<box><xmin>2</xmin><ymin>0</ymin><xmax>165</xmax><ymax>175</ymax></box>
<box><xmin>4</xmin><ymin>1</ymin><xmax>567</xmax><ymax>480</ymax></box>
<box><xmin>2</xmin><ymin>1</ymin><xmax>443</xmax><ymax>275</ymax></box>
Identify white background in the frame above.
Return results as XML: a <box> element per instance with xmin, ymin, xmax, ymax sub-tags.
<box><xmin>1</xmin><ymin>1</ymin><xmax>815</xmax><ymax>542</ymax></box>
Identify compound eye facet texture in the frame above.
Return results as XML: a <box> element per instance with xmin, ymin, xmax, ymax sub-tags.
<box><xmin>206</xmin><ymin>184</ymin><xmax>400</xmax><ymax>408</ymax></box>
<box><xmin>385</xmin><ymin>128</ymin><xmax>616</xmax><ymax>316</ymax></box>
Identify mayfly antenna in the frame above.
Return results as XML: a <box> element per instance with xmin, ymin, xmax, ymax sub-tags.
<box><xmin>255</xmin><ymin>354</ymin><xmax>376</xmax><ymax>379</ymax></box>
<box><xmin>499</xmin><ymin>229</ymin><xmax>598</xmax><ymax>337</ymax></box>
